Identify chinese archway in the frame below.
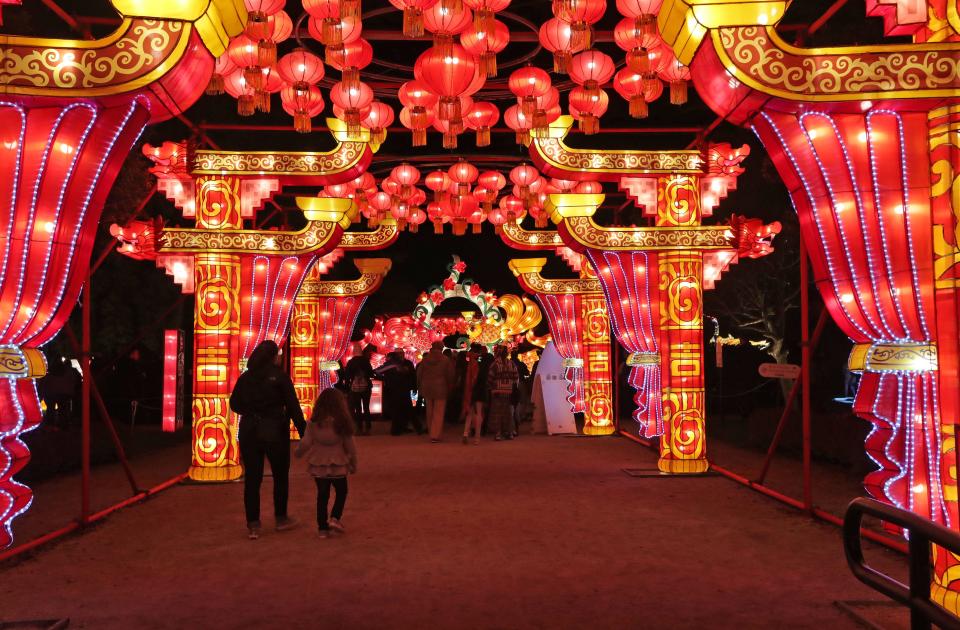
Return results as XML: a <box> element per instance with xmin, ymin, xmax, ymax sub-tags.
<box><xmin>0</xmin><ymin>0</ymin><xmax>248</xmax><ymax>547</ymax></box>
<box><xmin>290</xmin><ymin>257</ymin><xmax>392</xmax><ymax>431</ymax></box>
<box><xmin>509</xmin><ymin>258</ymin><xmax>614</xmax><ymax>435</ymax></box>
<box><xmin>117</xmin><ymin>129</ymin><xmax>397</xmax><ymax>481</ymax></box>
<box><xmin>532</xmin><ymin>116</ymin><xmax>780</xmax><ymax>473</ymax></box>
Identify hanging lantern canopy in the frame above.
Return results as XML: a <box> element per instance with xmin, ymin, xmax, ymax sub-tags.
<box><xmin>207</xmin><ymin>54</ymin><xmax>237</xmax><ymax>95</ymax></box>
<box><xmin>503</xmin><ymin>104</ymin><xmax>532</xmax><ymax>146</ymax></box>
<box><xmin>614</xmin><ymin>67</ymin><xmax>649</xmax><ymax>118</ymax></box>
<box><xmin>227</xmin><ymin>35</ymin><xmax>264</xmax><ymax>90</ymax></box>
<box><xmin>614</xmin><ymin>17</ymin><xmax>660</xmax><ymax>74</ymax></box>
<box><xmin>448</xmin><ymin>159</ymin><xmax>478</xmax><ymax>195</ymax></box>
<box><xmin>329</xmin><ymin>80</ymin><xmax>374</xmax><ymax>135</ymax></box>
<box><xmin>415</xmin><ymin>44</ymin><xmax>478</xmax><ymax>124</ymax></box>
<box><xmin>569</xmin><ymin>50</ymin><xmax>615</xmax><ymax>100</ymax></box>
<box><xmin>539</xmin><ymin>17</ymin><xmax>583</xmax><ymax>74</ymax></box>
<box><xmin>363</xmin><ymin>101</ymin><xmax>394</xmax><ymax>145</ymax></box>
<box><xmin>276</xmin><ymin>48</ymin><xmax>325</xmax><ymax>89</ymax></box>
<box><xmin>399</xmin><ymin>106</ymin><xmax>435</xmax><ymax>147</ymax></box>
<box><xmin>553</xmin><ymin>0</ymin><xmax>605</xmax><ymax>50</ymax></box>
<box><xmin>389</xmin><ymin>0</ymin><xmax>442</xmax><ymax>38</ymax></box>
<box><xmin>223</xmin><ymin>69</ymin><xmax>257</xmax><ymax>116</ymax></box>
<box><xmin>463</xmin><ymin>101</ymin><xmax>499</xmax><ymax>147</ymax></box>
<box><xmin>509</xmin><ymin>66</ymin><xmax>551</xmax><ymax>119</ymax></box>
<box><xmin>425</xmin><ymin>171</ymin><xmax>453</xmax><ymax>204</ymax></box>
<box><xmin>657</xmin><ymin>48</ymin><xmax>691</xmax><ymax>105</ymax></box>
<box><xmin>569</xmin><ymin>86</ymin><xmax>608</xmax><ymax>134</ymax></box>
<box><xmin>423</xmin><ymin>2</ymin><xmax>473</xmax><ymax>54</ymax></box>
<box><xmin>460</xmin><ymin>19</ymin><xmax>509</xmax><ymax>77</ymax></box>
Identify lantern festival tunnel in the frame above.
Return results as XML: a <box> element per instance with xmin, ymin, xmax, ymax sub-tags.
<box><xmin>1</xmin><ymin>0</ymin><xmax>959</xmax><ymax>626</ymax></box>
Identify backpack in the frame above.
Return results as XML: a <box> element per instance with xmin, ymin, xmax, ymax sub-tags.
<box><xmin>351</xmin><ymin>373</ymin><xmax>371</xmax><ymax>393</ymax></box>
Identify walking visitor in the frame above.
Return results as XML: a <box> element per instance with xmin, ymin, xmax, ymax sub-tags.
<box><xmin>417</xmin><ymin>341</ymin><xmax>455</xmax><ymax>442</ymax></box>
<box><xmin>295</xmin><ymin>388</ymin><xmax>358</xmax><ymax>539</ymax></box>
<box><xmin>229</xmin><ymin>340</ymin><xmax>306</xmax><ymax>540</ymax></box>
<box><xmin>488</xmin><ymin>346</ymin><xmax>520</xmax><ymax>440</ymax></box>
<box><xmin>376</xmin><ymin>349</ymin><xmax>421</xmax><ymax>435</ymax></box>
<box><xmin>343</xmin><ymin>344</ymin><xmax>376</xmax><ymax>435</ymax></box>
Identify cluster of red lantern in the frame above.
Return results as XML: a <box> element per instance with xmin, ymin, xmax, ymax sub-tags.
<box><xmin>208</xmin><ymin>0</ymin><xmax>692</xmax><ymax>137</ymax></box>
<box><xmin>315</xmin><ymin>160</ymin><xmax>600</xmax><ymax>234</ymax></box>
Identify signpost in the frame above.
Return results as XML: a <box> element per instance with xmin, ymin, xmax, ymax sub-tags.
<box><xmin>758</xmin><ymin>363</ymin><xmax>801</xmax><ymax>380</ymax></box>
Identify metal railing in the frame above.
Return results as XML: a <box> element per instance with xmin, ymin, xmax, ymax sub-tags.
<box><xmin>843</xmin><ymin>498</ymin><xmax>960</xmax><ymax>630</ymax></box>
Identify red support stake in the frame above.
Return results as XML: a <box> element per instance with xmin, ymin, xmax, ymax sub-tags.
<box><xmin>800</xmin><ymin>232</ymin><xmax>813</xmax><ymax>511</ymax></box>
<box><xmin>80</xmin><ymin>279</ymin><xmax>91</xmax><ymax>524</ymax></box>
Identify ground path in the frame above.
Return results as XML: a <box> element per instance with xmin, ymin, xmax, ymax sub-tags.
<box><xmin>2</xmin><ymin>428</ymin><xmax>908</xmax><ymax>629</ymax></box>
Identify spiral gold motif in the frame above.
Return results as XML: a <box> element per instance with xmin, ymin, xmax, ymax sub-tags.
<box><xmin>160</xmin><ymin>221</ymin><xmax>339</xmax><ymax>254</ymax></box>
<box><xmin>563</xmin><ymin>216</ymin><xmax>731</xmax><ymax>251</ymax></box>
<box><xmin>192</xmin><ymin>144</ymin><xmax>367</xmax><ymax>175</ymax></box>
<box><xmin>534</xmin><ymin>137</ymin><xmax>703</xmax><ymax>174</ymax></box>
<box><xmin>500</xmin><ymin>221</ymin><xmax>565</xmax><ymax>250</ymax></box>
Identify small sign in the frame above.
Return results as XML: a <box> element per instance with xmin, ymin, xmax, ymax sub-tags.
<box><xmin>759</xmin><ymin>362</ymin><xmax>801</xmax><ymax>379</ymax></box>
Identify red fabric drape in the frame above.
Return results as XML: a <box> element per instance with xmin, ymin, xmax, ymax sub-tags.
<box><xmin>536</xmin><ymin>293</ymin><xmax>585</xmax><ymax>413</ymax></box>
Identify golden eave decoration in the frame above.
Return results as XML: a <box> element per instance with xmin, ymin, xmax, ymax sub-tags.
<box><xmin>508</xmin><ymin>258</ymin><xmax>603</xmax><ymax>294</ymax></box>
<box><xmin>546</xmin><ymin>194</ymin><xmax>735</xmax><ymax>251</ymax></box>
<box><xmin>0</xmin><ymin>0</ymin><xmax>246</xmax><ymax>105</ymax></box>
<box><xmin>299</xmin><ymin>258</ymin><xmax>392</xmax><ymax>297</ymax></box>
<box><xmin>658</xmin><ymin>0</ymin><xmax>960</xmax><ymax>102</ymax></box>
<box><xmin>499</xmin><ymin>220</ymin><xmax>565</xmax><ymax>251</ymax></box>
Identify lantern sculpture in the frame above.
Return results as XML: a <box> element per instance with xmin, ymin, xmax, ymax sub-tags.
<box><xmin>511</xmin><ymin>258</ymin><xmax>614</xmax><ymax>434</ymax></box>
<box><xmin>509</xmin><ymin>66</ymin><xmax>552</xmax><ymax>120</ymax></box>
<box><xmin>416</xmin><ymin>44</ymin><xmax>479</xmax><ymax>124</ymax></box>
<box><xmin>539</xmin><ymin>17</ymin><xmax>584</xmax><ymax>74</ymax></box>
<box><xmin>657</xmin><ymin>0</ymin><xmax>960</xmax><ymax>607</ymax></box>
<box><xmin>122</xmin><ymin>123</ymin><xmax>396</xmax><ymax>483</ymax></box>
<box><xmin>290</xmin><ymin>258</ymin><xmax>392</xmax><ymax>432</ymax></box>
<box><xmin>460</xmin><ymin>19</ymin><xmax>510</xmax><ymax>77</ymax></box>
<box><xmin>531</xmin><ymin>116</ymin><xmax>779</xmax><ymax>473</ymax></box>
<box><xmin>0</xmin><ymin>0</ymin><xmax>247</xmax><ymax>548</ymax></box>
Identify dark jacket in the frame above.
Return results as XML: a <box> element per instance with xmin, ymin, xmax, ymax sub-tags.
<box><xmin>343</xmin><ymin>355</ymin><xmax>375</xmax><ymax>392</ymax></box>
<box><xmin>230</xmin><ymin>364</ymin><xmax>306</xmax><ymax>440</ymax></box>
<box><xmin>375</xmin><ymin>356</ymin><xmax>416</xmax><ymax>400</ymax></box>
<box><xmin>472</xmin><ymin>354</ymin><xmax>493</xmax><ymax>402</ymax></box>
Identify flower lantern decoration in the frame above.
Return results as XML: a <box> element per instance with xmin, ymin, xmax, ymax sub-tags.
<box><xmin>416</xmin><ymin>44</ymin><xmax>479</xmax><ymax>125</ymax></box>
<box><xmin>539</xmin><ymin>17</ymin><xmax>583</xmax><ymax>73</ymax></box>
<box><xmin>460</xmin><ymin>19</ymin><xmax>509</xmax><ymax>77</ymax></box>
<box><xmin>509</xmin><ymin>66</ymin><xmax>551</xmax><ymax>120</ymax></box>
<box><xmin>553</xmin><ymin>0</ymin><xmax>605</xmax><ymax>49</ymax></box>
<box><xmin>362</xmin><ymin>100</ymin><xmax>394</xmax><ymax>144</ymax></box>
<box><xmin>569</xmin><ymin>50</ymin><xmax>615</xmax><ymax>100</ymax></box>
<box><xmin>327</xmin><ymin>38</ymin><xmax>373</xmax><ymax>90</ymax></box>
<box><xmin>463</xmin><ymin>100</ymin><xmax>499</xmax><ymax>146</ymax></box>
<box><xmin>329</xmin><ymin>80</ymin><xmax>374</xmax><ymax>135</ymax></box>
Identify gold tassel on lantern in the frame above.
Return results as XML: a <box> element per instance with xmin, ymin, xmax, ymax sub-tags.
<box><xmin>627</xmin><ymin>48</ymin><xmax>649</xmax><ymax>73</ymax></box>
<box><xmin>570</xmin><ymin>23</ymin><xmax>591</xmax><ymax>50</ymax></box>
<box><xmin>670</xmin><ymin>80</ymin><xmax>688</xmax><ymax>105</ymax></box>
<box><xmin>243</xmin><ymin>66</ymin><xmax>263</xmax><ymax>90</ymax></box>
<box><xmin>438</xmin><ymin>97</ymin><xmax>461</xmax><ymax>122</ymax></box>
<box><xmin>258</xmin><ymin>40</ymin><xmax>276</xmax><ymax>67</ymax></box>
<box><xmin>532</xmin><ymin>109</ymin><xmax>547</xmax><ymax>129</ymax></box>
<box><xmin>323</xmin><ymin>18</ymin><xmax>344</xmax><ymax>46</ymax></box>
<box><xmin>453</xmin><ymin>220</ymin><xmax>467</xmax><ymax>236</ymax></box>
<box><xmin>630</xmin><ymin>96</ymin><xmax>648</xmax><ymax>119</ymax></box>
<box><xmin>440</xmin><ymin>0</ymin><xmax>462</xmax><ymax>14</ymax></box>
<box><xmin>206</xmin><ymin>74</ymin><xmax>225</xmax><ymax>95</ymax></box>
<box><xmin>583</xmin><ymin>80</ymin><xmax>600</xmax><ymax>101</ymax></box>
<box><xmin>371</xmin><ymin>128</ymin><xmax>386</xmax><ymax>145</ymax></box>
<box><xmin>409</xmin><ymin>222</ymin><xmax>420</xmax><ymax>233</ymax></box>
<box><xmin>553</xmin><ymin>51</ymin><xmax>571</xmax><ymax>74</ymax></box>
<box><xmin>342</xmin><ymin>0</ymin><xmax>361</xmax><ymax>18</ymax></box>
<box><xmin>341</xmin><ymin>67</ymin><xmax>360</xmax><ymax>91</ymax></box>
<box><xmin>433</xmin><ymin>219</ymin><xmax>444</xmax><ymax>234</ymax></box>
<box><xmin>474</xmin><ymin>9</ymin><xmax>494</xmax><ymax>32</ymax></box>
<box><xmin>245</xmin><ymin>11</ymin><xmax>269</xmax><ymax>40</ymax></box>
<box><xmin>535</xmin><ymin>214</ymin><xmax>548</xmax><ymax>228</ymax></box>
<box><xmin>472</xmin><ymin>222</ymin><xmax>481</xmax><ymax>234</ymax></box>
<box><xmin>238</xmin><ymin>95</ymin><xmax>255</xmax><ymax>116</ymax></box>
<box><xmin>476</xmin><ymin>127</ymin><xmax>490</xmax><ymax>147</ymax></box>
<box><xmin>256</xmin><ymin>90</ymin><xmax>271</xmax><ymax>113</ymax></box>
<box><xmin>397</xmin><ymin>218</ymin><xmax>407</xmax><ymax>231</ymax></box>
<box><xmin>520</xmin><ymin>96</ymin><xmax>536</xmax><ymax>119</ymax></box>
<box><xmin>443</xmin><ymin>132</ymin><xmax>458</xmax><ymax>149</ymax></box>
<box><xmin>412</xmin><ymin>128</ymin><xmax>427</xmax><ymax>146</ymax></box>
<box><xmin>480</xmin><ymin>52</ymin><xmax>497</xmax><ymax>77</ymax></box>
<box><xmin>294</xmin><ymin>112</ymin><xmax>312</xmax><ymax>133</ymax></box>
<box><xmin>403</xmin><ymin>7</ymin><xmax>425</xmax><ymax>37</ymax></box>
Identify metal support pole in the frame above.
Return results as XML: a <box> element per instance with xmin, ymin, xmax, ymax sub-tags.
<box><xmin>80</xmin><ymin>279</ymin><xmax>91</xmax><ymax>524</ymax></box>
<box><xmin>800</xmin><ymin>232</ymin><xmax>813</xmax><ymax>511</ymax></box>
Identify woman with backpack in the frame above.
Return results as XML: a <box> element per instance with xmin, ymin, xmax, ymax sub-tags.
<box><xmin>229</xmin><ymin>340</ymin><xmax>306</xmax><ymax>540</ymax></box>
<box><xmin>343</xmin><ymin>345</ymin><xmax>376</xmax><ymax>435</ymax></box>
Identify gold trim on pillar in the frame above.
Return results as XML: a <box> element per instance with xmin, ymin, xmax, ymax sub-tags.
<box><xmin>627</xmin><ymin>352</ymin><xmax>661</xmax><ymax>366</ymax></box>
<box><xmin>848</xmin><ymin>342</ymin><xmax>939</xmax><ymax>373</ymax></box>
<box><xmin>0</xmin><ymin>346</ymin><xmax>48</xmax><ymax>378</ymax></box>
<box><xmin>500</xmin><ymin>221</ymin><xmax>565</xmax><ymax>250</ymax></box>
<box><xmin>509</xmin><ymin>258</ymin><xmax>603</xmax><ymax>293</ymax></box>
<box><xmin>338</xmin><ymin>219</ymin><xmax>401</xmax><ymax>250</ymax></box>
<box><xmin>299</xmin><ymin>258</ymin><xmax>392</xmax><ymax>297</ymax></box>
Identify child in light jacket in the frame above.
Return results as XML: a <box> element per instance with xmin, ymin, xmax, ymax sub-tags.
<box><xmin>295</xmin><ymin>388</ymin><xmax>358</xmax><ymax>538</ymax></box>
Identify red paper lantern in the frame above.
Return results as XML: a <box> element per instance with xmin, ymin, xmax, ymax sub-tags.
<box><xmin>539</xmin><ymin>17</ymin><xmax>583</xmax><ymax>74</ymax></box>
<box><xmin>613</xmin><ymin>67</ymin><xmax>651</xmax><ymax>118</ymax></box>
<box><xmin>614</xmin><ymin>17</ymin><xmax>661</xmax><ymax>73</ymax></box>
<box><xmin>478</xmin><ymin>170</ymin><xmax>506</xmax><ymax>192</ymax></box>
<box><xmin>569</xmin><ymin>86</ymin><xmax>608</xmax><ymax>134</ymax></box>
<box><xmin>244</xmin><ymin>0</ymin><xmax>286</xmax><ymax>53</ymax></box>
<box><xmin>504</xmin><ymin>104</ymin><xmax>532</xmax><ymax>145</ymax></box>
<box><xmin>463</xmin><ymin>101</ymin><xmax>498</xmax><ymax>147</ymax></box>
<box><xmin>553</xmin><ymin>0</ymin><xmax>605</xmax><ymax>49</ymax></box>
<box><xmin>615</xmin><ymin>0</ymin><xmax>662</xmax><ymax>17</ymax></box>
<box><xmin>509</xmin><ymin>66</ymin><xmax>551</xmax><ymax>119</ymax></box>
<box><xmin>425</xmin><ymin>170</ymin><xmax>453</xmax><ymax>203</ymax></box>
<box><xmin>325</xmin><ymin>37</ymin><xmax>372</xmax><ymax>89</ymax></box>
<box><xmin>389</xmin><ymin>0</ymin><xmax>442</xmax><ymax>37</ymax></box>
<box><xmin>408</xmin><ymin>207</ymin><xmax>428</xmax><ymax>233</ymax></box>
<box><xmin>432</xmin><ymin>117</ymin><xmax>461</xmax><ymax>149</ymax></box>
<box><xmin>223</xmin><ymin>69</ymin><xmax>257</xmax><ymax>116</ymax></box>
<box><xmin>423</xmin><ymin>1</ymin><xmax>473</xmax><ymax>53</ymax></box>
<box><xmin>207</xmin><ymin>54</ymin><xmax>237</xmax><ymax>95</ymax></box>
<box><xmin>399</xmin><ymin>106</ymin><xmax>435</xmax><ymax>147</ymax></box>
<box><xmin>510</xmin><ymin>163</ymin><xmax>539</xmax><ymax>203</ymax></box>
<box><xmin>569</xmin><ymin>50</ymin><xmax>615</xmax><ymax>100</ymax></box>
<box><xmin>281</xmin><ymin>84</ymin><xmax>325</xmax><ymax>132</ymax></box>
<box><xmin>448</xmin><ymin>159</ymin><xmax>478</xmax><ymax>195</ymax></box>
<box><xmin>427</xmin><ymin>200</ymin><xmax>447</xmax><ymax>232</ymax></box>
<box><xmin>392</xmin><ymin>163</ymin><xmax>421</xmax><ymax>196</ymax></box>
<box><xmin>460</xmin><ymin>19</ymin><xmax>509</xmax><ymax>77</ymax></box>
<box><xmin>363</xmin><ymin>101</ymin><xmax>394</xmax><ymax>144</ymax></box>
<box><xmin>531</xmin><ymin>86</ymin><xmax>561</xmax><ymax>134</ymax></box>
<box><xmin>415</xmin><ymin>44</ymin><xmax>478</xmax><ymax>123</ymax></box>
<box><xmin>329</xmin><ymin>80</ymin><xmax>374</xmax><ymax>134</ymax></box>
<box><xmin>227</xmin><ymin>35</ymin><xmax>264</xmax><ymax>90</ymax></box>
<box><xmin>657</xmin><ymin>48</ymin><xmax>691</xmax><ymax>105</ymax></box>
<box><xmin>500</xmin><ymin>194</ymin><xmax>524</xmax><ymax>221</ymax></box>
<box><xmin>575</xmin><ymin>180</ymin><xmax>602</xmax><ymax>194</ymax></box>
<box><xmin>277</xmin><ymin>48</ymin><xmax>325</xmax><ymax>88</ymax></box>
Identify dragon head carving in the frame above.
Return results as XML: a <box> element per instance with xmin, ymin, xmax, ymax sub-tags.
<box><xmin>728</xmin><ymin>214</ymin><xmax>781</xmax><ymax>259</ymax></box>
<box><xmin>110</xmin><ymin>219</ymin><xmax>160</xmax><ymax>261</ymax></box>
